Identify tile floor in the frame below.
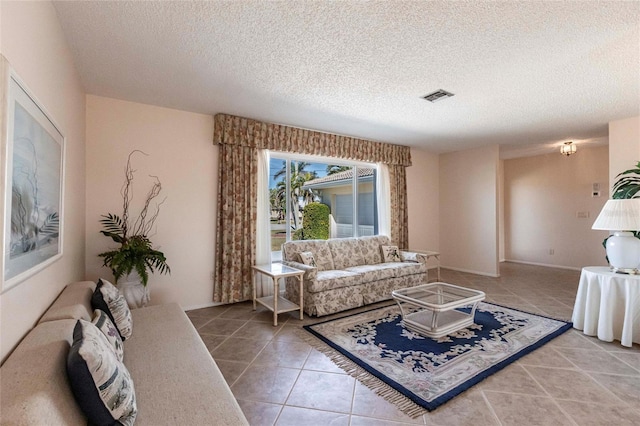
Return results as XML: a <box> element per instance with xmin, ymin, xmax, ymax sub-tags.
<box><xmin>186</xmin><ymin>263</ymin><xmax>640</xmax><ymax>426</ymax></box>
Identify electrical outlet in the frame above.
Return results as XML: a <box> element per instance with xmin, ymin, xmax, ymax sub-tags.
<box><xmin>549</xmin><ymin>249</ymin><xmax>555</xmax><ymax>255</ymax></box>
<box><xmin>576</xmin><ymin>211</ymin><xmax>590</xmax><ymax>218</ymax></box>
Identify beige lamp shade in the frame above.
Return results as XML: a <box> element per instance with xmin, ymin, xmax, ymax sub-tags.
<box><xmin>592</xmin><ymin>199</ymin><xmax>640</xmax><ymax>231</ymax></box>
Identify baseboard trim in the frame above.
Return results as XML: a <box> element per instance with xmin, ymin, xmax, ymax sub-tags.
<box><xmin>503</xmin><ymin>259</ymin><xmax>582</xmax><ymax>271</ymax></box>
<box><xmin>441</xmin><ymin>266</ymin><xmax>500</xmax><ymax>278</ymax></box>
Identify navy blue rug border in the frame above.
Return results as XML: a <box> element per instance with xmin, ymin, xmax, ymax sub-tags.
<box><xmin>304</xmin><ymin>302</ymin><xmax>573</xmax><ymax>412</ymax></box>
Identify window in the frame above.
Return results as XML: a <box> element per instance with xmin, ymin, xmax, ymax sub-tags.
<box><xmin>268</xmin><ymin>153</ymin><xmax>378</xmax><ymax>259</ymax></box>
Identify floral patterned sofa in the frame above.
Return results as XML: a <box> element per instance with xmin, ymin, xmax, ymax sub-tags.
<box><xmin>282</xmin><ymin>235</ymin><xmax>427</xmax><ymax>316</ymax></box>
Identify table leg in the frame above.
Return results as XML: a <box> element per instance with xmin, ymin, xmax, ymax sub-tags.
<box><xmin>298</xmin><ymin>274</ymin><xmax>304</xmax><ymax>320</ymax></box>
<box><xmin>252</xmin><ymin>270</ymin><xmax>257</xmax><ymax>311</ymax></box>
<box><xmin>273</xmin><ymin>276</ymin><xmax>279</xmax><ymax>327</ymax></box>
<box><xmin>436</xmin><ymin>255</ymin><xmax>441</xmax><ymax>281</ymax></box>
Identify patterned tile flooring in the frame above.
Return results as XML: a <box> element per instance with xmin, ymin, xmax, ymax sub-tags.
<box><xmin>186</xmin><ymin>263</ymin><xmax>640</xmax><ymax>425</ymax></box>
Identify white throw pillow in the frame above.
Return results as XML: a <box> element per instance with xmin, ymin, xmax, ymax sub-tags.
<box><xmin>381</xmin><ymin>245</ymin><xmax>402</xmax><ymax>263</ymax></box>
<box><xmin>91</xmin><ymin>279</ymin><xmax>133</xmax><ymax>340</ymax></box>
<box><xmin>67</xmin><ymin>320</ymin><xmax>137</xmax><ymax>426</ymax></box>
<box><xmin>92</xmin><ymin>309</ymin><xmax>124</xmax><ymax>362</ymax></box>
<box><xmin>299</xmin><ymin>251</ymin><xmax>317</xmax><ymax>267</ymax></box>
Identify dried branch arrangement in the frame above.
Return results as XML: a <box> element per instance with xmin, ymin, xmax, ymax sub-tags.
<box><xmin>98</xmin><ymin>150</ymin><xmax>170</xmax><ymax>286</ymax></box>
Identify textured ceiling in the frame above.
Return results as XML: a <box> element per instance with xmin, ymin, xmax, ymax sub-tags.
<box><xmin>52</xmin><ymin>1</ymin><xmax>640</xmax><ymax>156</ymax></box>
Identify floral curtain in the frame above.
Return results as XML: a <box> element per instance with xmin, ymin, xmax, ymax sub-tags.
<box><xmin>213</xmin><ymin>143</ymin><xmax>257</xmax><ymax>303</ymax></box>
<box><xmin>214</xmin><ymin>113</ymin><xmax>411</xmax><ymax>166</ymax></box>
<box><xmin>389</xmin><ymin>164</ymin><xmax>409</xmax><ymax>249</ymax></box>
<box><xmin>213</xmin><ymin>113</ymin><xmax>411</xmax><ymax>303</ymax></box>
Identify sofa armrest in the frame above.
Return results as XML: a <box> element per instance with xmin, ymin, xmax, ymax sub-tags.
<box><xmin>400</xmin><ymin>250</ymin><xmax>427</xmax><ymax>264</ymax></box>
<box><xmin>282</xmin><ymin>260</ymin><xmax>317</xmax><ymax>280</ymax></box>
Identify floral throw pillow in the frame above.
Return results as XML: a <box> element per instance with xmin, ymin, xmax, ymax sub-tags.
<box><xmin>299</xmin><ymin>251</ymin><xmax>317</xmax><ymax>267</ymax></box>
<box><xmin>381</xmin><ymin>245</ymin><xmax>402</xmax><ymax>263</ymax></box>
<box><xmin>92</xmin><ymin>309</ymin><xmax>124</xmax><ymax>362</ymax></box>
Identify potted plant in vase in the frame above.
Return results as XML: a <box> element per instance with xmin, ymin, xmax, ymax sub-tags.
<box><xmin>99</xmin><ymin>151</ymin><xmax>170</xmax><ymax>308</ymax></box>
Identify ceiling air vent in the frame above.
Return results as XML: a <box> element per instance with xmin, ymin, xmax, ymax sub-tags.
<box><xmin>422</xmin><ymin>89</ymin><xmax>454</xmax><ymax>103</ymax></box>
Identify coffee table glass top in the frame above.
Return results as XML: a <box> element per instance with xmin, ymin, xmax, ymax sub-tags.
<box><xmin>392</xmin><ymin>282</ymin><xmax>485</xmax><ymax>309</ymax></box>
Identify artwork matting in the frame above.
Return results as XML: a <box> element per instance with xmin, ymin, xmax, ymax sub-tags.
<box><xmin>1</xmin><ymin>56</ymin><xmax>65</xmax><ymax>293</ymax></box>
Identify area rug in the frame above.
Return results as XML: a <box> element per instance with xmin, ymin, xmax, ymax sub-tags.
<box><xmin>303</xmin><ymin>302</ymin><xmax>572</xmax><ymax>416</ymax></box>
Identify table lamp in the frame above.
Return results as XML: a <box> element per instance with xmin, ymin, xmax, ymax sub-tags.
<box><xmin>592</xmin><ymin>199</ymin><xmax>640</xmax><ymax>273</ymax></box>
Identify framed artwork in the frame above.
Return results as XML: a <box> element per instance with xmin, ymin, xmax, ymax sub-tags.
<box><xmin>1</xmin><ymin>56</ymin><xmax>65</xmax><ymax>292</ymax></box>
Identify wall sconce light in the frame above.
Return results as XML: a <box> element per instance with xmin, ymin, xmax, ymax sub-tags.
<box><xmin>560</xmin><ymin>141</ymin><xmax>577</xmax><ymax>156</ymax></box>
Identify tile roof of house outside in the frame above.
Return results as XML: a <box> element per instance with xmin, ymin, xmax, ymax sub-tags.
<box><xmin>303</xmin><ymin>168</ymin><xmax>375</xmax><ymax>188</ymax></box>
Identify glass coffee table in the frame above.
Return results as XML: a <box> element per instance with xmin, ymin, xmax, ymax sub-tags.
<box><xmin>392</xmin><ymin>282</ymin><xmax>486</xmax><ymax>338</ymax></box>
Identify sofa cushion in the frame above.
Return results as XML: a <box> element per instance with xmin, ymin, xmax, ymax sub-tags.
<box><xmin>39</xmin><ymin>281</ymin><xmax>97</xmax><ymax>324</ymax></box>
<box><xmin>358</xmin><ymin>235</ymin><xmax>391</xmax><ymax>264</ymax></box>
<box><xmin>328</xmin><ymin>238</ymin><xmax>365</xmax><ymax>270</ymax></box>
<box><xmin>308</xmin><ymin>269</ymin><xmax>363</xmax><ymax>293</ymax></box>
<box><xmin>67</xmin><ymin>320</ymin><xmax>137</xmax><ymax>426</ymax></box>
<box><xmin>381</xmin><ymin>245</ymin><xmax>402</xmax><ymax>263</ymax></box>
<box><xmin>283</xmin><ymin>240</ymin><xmax>334</xmax><ymax>271</ymax></box>
<box><xmin>299</xmin><ymin>251</ymin><xmax>317</xmax><ymax>267</ymax></box>
<box><xmin>345</xmin><ymin>263</ymin><xmax>398</xmax><ymax>282</ymax></box>
<box><xmin>390</xmin><ymin>261</ymin><xmax>428</xmax><ymax>278</ymax></box>
<box><xmin>126</xmin><ymin>303</ymin><xmax>248</xmax><ymax>425</ymax></box>
<box><xmin>0</xmin><ymin>320</ymin><xmax>86</xmax><ymax>425</ymax></box>
<box><xmin>92</xmin><ymin>309</ymin><xmax>124</xmax><ymax>362</ymax></box>
<box><xmin>92</xmin><ymin>279</ymin><xmax>133</xmax><ymax>340</ymax></box>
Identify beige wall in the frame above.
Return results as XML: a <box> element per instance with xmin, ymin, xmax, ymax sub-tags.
<box><xmin>86</xmin><ymin>101</ymin><xmax>440</xmax><ymax>307</ymax></box>
<box><xmin>609</xmin><ymin>115</ymin><xmax>640</xmax><ymax>192</ymax></box>
<box><xmin>406</xmin><ymin>147</ymin><xmax>439</xmax><ymax>261</ymax></box>
<box><xmin>0</xmin><ymin>1</ymin><xmax>86</xmax><ymax>362</ymax></box>
<box><xmin>85</xmin><ymin>96</ymin><xmax>216</xmax><ymax>309</ymax></box>
<box><xmin>504</xmin><ymin>146</ymin><xmax>609</xmax><ymax>269</ymax></box>
<box><xmin>439</xmin><ymin>145</ymin><xmax>500</xmax><ymax>276</ymax></box>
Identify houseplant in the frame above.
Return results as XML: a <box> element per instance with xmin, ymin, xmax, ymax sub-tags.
<box><xmin>99</xmin><ymin>151</ymin><xmax>170</xmax><ymax>308</ymax></box>
<box><xmin>612</xmin><ymin>161</ymin><xmax>640</xmax><ymax>200</ymax></box>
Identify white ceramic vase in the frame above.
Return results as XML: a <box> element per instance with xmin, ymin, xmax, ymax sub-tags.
<box><xmin>606</xmin><ymin>231</ymin><xmax>640</xmax><ymax>272</ymax></box>
<box><xmin>117</xmin><ymin>272</ymin><xmax>150</xmax><ymax>309</ymax></box>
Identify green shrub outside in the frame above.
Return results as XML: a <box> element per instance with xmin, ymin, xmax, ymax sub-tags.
<box><xmin>296</xmin><ymin>202</ymin><xmax>330</xmax><ymax>240</ymax></box>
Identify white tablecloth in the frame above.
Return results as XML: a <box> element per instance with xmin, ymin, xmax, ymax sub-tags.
<box><xmin>572</xmin><ymin>267</ymin><xmax>640</xmax><ymax>347</ymax></box>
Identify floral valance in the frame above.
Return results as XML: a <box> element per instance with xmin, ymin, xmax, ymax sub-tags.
<box><xmin>213</xmin><ymin>113</ymin><xmax>412</xmax><ymax>166</ymax></box>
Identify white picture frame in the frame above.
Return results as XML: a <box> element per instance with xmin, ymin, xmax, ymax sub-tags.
<box><xmin>1</xmin><ymin>56</ymin><xmax>65</xmax><ymax>292</ymax></box>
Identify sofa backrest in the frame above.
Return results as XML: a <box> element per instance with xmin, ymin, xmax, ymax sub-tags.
<box><xmin>282</xmin><ymin>240</ymin><xmax>335</xmax><ymax>271</ymax></box>
<box><xmin>0</xmin><ymin>319</ymin><xmax>86</xmax><ymax>425</ymax></box>
<box><xmin>283</xmin><ymin>235</ymin><xmax>394</xmax><ymax>271</ymax></box>
<box><xmin>327</xmin><ymin>238</ymin><xmax>366</xmax><ymax>270</ymax></box>
<box><xmin>38</xmin><ymin>281</ymin><xmax>96</xmax><ymax>324</ymax></box>
<box><xmin>357</xmin><ymin>235</ymin><xmax>391</xmax><ymax>264</ymax></box>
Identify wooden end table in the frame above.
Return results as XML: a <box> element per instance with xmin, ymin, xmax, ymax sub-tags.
<box><xmin>252</xmin><ymin>263</ymin><xmax>305</xmax><ymax>326</ymax></box>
